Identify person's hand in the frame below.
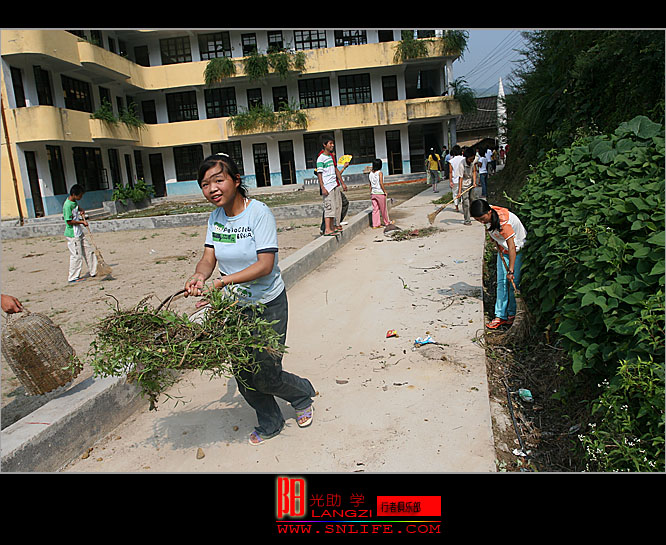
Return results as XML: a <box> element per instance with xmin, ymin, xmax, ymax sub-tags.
<box><xmin>341</xmin><ymin>183</ymin><xmax>348</xmax><ymax>191</ymax></box>
<box><xmin>1</xmin><ymin>294</ymin><xmax>23</xmax><ymax>314</ymax></box>
<box><xmin>322</xmin><ymin>187</ymin><xmax>329</xmax><ymax>197</ymax></box>
<box><xmin>184</xmin><ymin>273</ymin><xmax>206</xmax><ymax>298</ymax></box>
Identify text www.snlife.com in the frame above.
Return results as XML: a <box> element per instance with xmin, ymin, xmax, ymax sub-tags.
<box><xmin>276</xmin><ymin>523</ymin><xmax>441</xmax><ymax>534</ymax></box>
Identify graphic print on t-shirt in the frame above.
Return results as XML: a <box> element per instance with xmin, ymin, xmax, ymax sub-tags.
<box><xmin>211</xmin><ymin>221</ymin><xmax>254</xmax><ymax>243</ymax></box>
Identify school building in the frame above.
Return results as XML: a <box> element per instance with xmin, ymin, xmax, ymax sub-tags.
<box><xmin>1</xmin><ymin>29</ymin><xmax>464</xmax><ymax>219</ymax></box>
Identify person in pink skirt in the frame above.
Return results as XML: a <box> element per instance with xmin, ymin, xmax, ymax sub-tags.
<box><xmin>369</xmin><ymin>159</ymin><xmax>393</xmax><ymax>228</ymax></box>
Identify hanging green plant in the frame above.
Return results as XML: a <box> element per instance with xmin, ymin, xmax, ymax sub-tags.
<box><xmin>118</xmin><ymin>101</ymin><xmax>145</xmax><ymax>129</ymax></box>
<box><xmin>243</xmin><ymin>50</ymin><xmax>270</xmax><ymax>82</ymax></box>
<box><xmin>91</xmin><ymin>99</ymin><xmax>118</xmax><ymax>125</ymax></box>
<box><xmin>230</xmin><ymin>101</ymin><xmax>307</xmax><ymax>134</ymax></box>
<box><xmin>267</xmin><ymin>49</ymin><xmax>307</xmax><ymax>80</ymax></box>
<box><xmin>393</xmin><ymin>31</ymin><xmax>429</xmax><ymax>63</ymax></box>
<box><xmin>440</xmin><ymin>30</ymin><xmax>469</xmax><ymax>57</ymax></box>
<box><xmin>204</xmin><ymin>56</ymin><xmax>237</xmax><ymax>86</ymax></box>
<box><xmin>451</xmin><ymin>77</ymin><xmax>477</xmax><ymax>114</ymax></box>
<box><xmin>267</xmin><ymin>50</ymin><xmax>292</xmax><ymax>79</ymax></box>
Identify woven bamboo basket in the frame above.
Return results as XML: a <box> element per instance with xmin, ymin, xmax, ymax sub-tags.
<box><xmin>1</xmin><ymin>310</ymin><xmax>81</xmax><ymax>395</ymax></box>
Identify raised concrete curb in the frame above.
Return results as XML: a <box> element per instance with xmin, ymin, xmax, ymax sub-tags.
<box><xmin>0</xmin><ymin>201</ymin><xmax>373</xmax><ymax>240</ymax></box>
<box><xmin>0</xmin><ymin>205</ymin><xmax>373</xmax><ymax>472</ymax></box>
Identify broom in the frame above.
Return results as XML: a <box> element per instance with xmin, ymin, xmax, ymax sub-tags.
<box><xmin>493</xmin><ymin>249</ymin><xmax>532</xmax><ymax>344</ymax></box>
<box><xmin>84</xmin><ymin>222</ymin><xmax>113</xmax><ymax>277</ymax></box>
<box><xmin>427</xmin><ymin>185</ymin><xmax>474</xmax><ymax>225</ymax></box>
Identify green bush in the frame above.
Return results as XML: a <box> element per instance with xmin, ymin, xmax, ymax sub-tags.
<box><xmin>516</xmin><ymin>116</ymin><xmax>665</xmax><ymax>471</ymax></box>
<box><xmin>518</xmin><ymin>116</ymin><xmax>664</xmax><ymax>373</ymax></box>
<box><xmin>112</xmin><ymin>179</ymin><xmax>155</xmax><ymax>205</ymax></box>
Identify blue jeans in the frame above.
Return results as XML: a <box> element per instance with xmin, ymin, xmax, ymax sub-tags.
<box><xmin>237</xmin><ymin>289</ymin><xmax>315</xmax><ymax>437</ymax></box>
<box><xmin>495</xmin><ymin>251</ymin><xmax>523</xmax><ymax>320</ymax></box>
<box><xmin>479</xmin><ymin>172</ymin><xmax>488</xmax><ymax>197</ymax></box>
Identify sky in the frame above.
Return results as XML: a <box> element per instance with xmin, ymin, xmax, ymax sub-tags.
<box><xmin>452</xmin><ymin>30</ymin><xmax>531</xmax><ymax>97</ymax></box>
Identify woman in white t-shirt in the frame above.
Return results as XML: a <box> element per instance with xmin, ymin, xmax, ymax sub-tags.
<box><xmin>185</xmin><ymin>153</ymin><xmax>316</xmax><ymax>445</ymax></box>
<box><xmin>368</xmin><ymin>158</ymin><xmax>393</xmax><ymax>228</ymax></box>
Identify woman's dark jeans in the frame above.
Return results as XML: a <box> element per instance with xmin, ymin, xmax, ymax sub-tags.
<box><xmin>236</xmin><ymin>289</ymin><xmax>315</xmax><ymax>437</ymax></box>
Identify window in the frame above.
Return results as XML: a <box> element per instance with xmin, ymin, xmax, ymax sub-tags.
<box><xmin>166</xmin><ymin>91</ymin><xmax>199</xmax><ymax>122</ymax></box>
<box><xmin>241</xmin><ymin>33</ymin><xmax>257</xmax><ymax>56</ymax></box>
<box><xmin>334</xmin><ymin>30</ymin><xmax>367</xmax><ymax>47</ymax></box>
<box><xmin>294</xmin><ymin>30</ymin><xmax>327</xmax><ymax>50</ymax></box>
<box><xmin>198</xmin><ymin>31</ymin><xmax>231</xmax><ymax>60</ymax></box>
<box><xmin>99</xmin><ymin>86</ymin><xmax>112</xmax><ymax>108</ymax></box>
<box><xmin>247</xmin><ymin>88</ymin><xmax>263</xmax><ymax>109</ymax></box>
<box><xmin>204</xmin><ymin>87</ymin><xmax>237</xmax><ymax>118</ymax></box>
<box><xmin>211</xmin><ymin>141</ymin><xmax>244</xmax><ymax>175</ymax></box>
<box><xmin>298</xmin><ymin>77</ymin><xmax>331</xmax><ymax>109</ymax></box>
<box><xmin>10</xmin><ymin>67</ymin><xmax>26</xmax><ymax>107</ymax></box>
<box><xmin>134</xmin><ymin>150</ymin><xmax>144</xmax><ymax>180</ymax></box>
<box><xmin>160</xmin><ymin>36</ymin><xmax>192</xmax><ymax>65</ymax></box>
<box><xmin>134</xmin><ymin>45</ymin><xmax>150</xmax><ymax>66</ymax></box>
<box><xmin>33</xmin><ymin>66</ymin><xmax>53</xmax><ymax>106</ymax></box>
<box><xmin>108</xmin><ymin>148</ymin><xmax>122</xmax><ymax>188</ymax></box>
<box><xmin>90</xmin><ymin>30</ymin><xmax>103</xmax><ymax>47</ymax></box>
<box><xmin>173</xmin><ymin>145</ymin><xmax>203</xmax><ymax>181</ymax></box>
<box><xmin>141</xmin><ymin>100</ymin><xmax>157</xmax><ymax>124</ymax></box>
<box><xmin>272</xmin><ymin>86</ymin><xmax>288</xmax><ymax>111</ymax></box>
<box><xmin>61</xmin><ymin>75</ymin><xmax>93</xmax><ymax>112</ymax></box>
<box><xmin>267</xmin><ymin>31</ymin><xmax>284</xmax><ymax>52</ymax></box>
<box><xmin>46</xmin><ymin>146</ymin><xmax>67</xmax><ymax>195</ymax></box>
<box><xmin>343</xmin><ymin>128</ymin><xmax>375</xmax><ymax>164</ymax></box>
<box><xmin>382</xmin><ymin>75</ymin><xmax>398</xmax><ymax>101</ymax></box>
<box><xmin>303</xmin><ymin>132</ymin><xmax>328</xmax><ymax>170</ymax></box>
<box><xmin>338</xmin><ymin>73</ymin><xmax>371</xmax><ymax>105</ymax></box>
<box><xmin>378</xmin><ymin>30</ymin><xmax>395</xmax><ymax>42</ymax></box>
<box><xmin>72</xmin><ymin>147</ymin><xmax>106</xmax><ymax>191</ymax></box>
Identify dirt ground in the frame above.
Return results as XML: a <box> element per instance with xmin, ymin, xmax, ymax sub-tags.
<box><xmin>1</xmin><ymin>216</ymin><xmax>322</xmax><ymax>429</ymax></box>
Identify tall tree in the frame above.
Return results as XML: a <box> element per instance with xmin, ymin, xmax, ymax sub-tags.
<box><xmin>505</xmin><ymin>30</ymin><xmax>664</xmax><ymax>177</ymax></box>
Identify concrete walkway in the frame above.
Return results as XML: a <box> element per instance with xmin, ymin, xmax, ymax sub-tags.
<box><xmin>6</xmin><ymin>187</ymin><xmax>496</xmax><ymax>472</ymax></box>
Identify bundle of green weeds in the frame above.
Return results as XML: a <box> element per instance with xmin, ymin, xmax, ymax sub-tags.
<box><xmin>87</xmin><ymin>289</ymin><xmax>285</xmax><ymax>410</ymax></box>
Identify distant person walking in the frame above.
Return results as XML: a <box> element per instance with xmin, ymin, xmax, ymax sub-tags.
<box><xmin>478</xmin><ymin>151</ymin><xmax>489</xmax><ymax>199</ymax></box>
<box><xmin>63</xmin><ymin>184</ymin><xmax>97</xmax><ymax>283</ymax></box>
<box><xmin>368</xmin><ymin>158</ymin><xmax>392</xmax><ymax>228</ymax></box>
<box><xmin>426</xmin><ymin>148</ymin><xmax>442</xmax><ymax>192</ymax></box>
<box><xmin>448</xmin><ymin>145</ymin><xmax>463</xmax><ymax>212</ymax></box>
<box><xmin>453</xmin><ymin>147</ymin><xmax>478</xmax><ymax>225</ymax></box>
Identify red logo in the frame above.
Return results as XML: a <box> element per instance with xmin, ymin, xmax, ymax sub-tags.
<box><xmin>277</xmin><ymin>477</ymin><xmax>306</xmax><ymax>519</ymax></box>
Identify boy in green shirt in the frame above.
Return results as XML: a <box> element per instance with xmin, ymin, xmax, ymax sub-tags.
<box><xmin>63</xmin><ymin>184</ymin><xmax>97</xmax><ymax>283</ymax></box>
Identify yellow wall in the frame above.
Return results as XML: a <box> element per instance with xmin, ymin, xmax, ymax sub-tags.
<box><xmin>1</xmin><ymin>70</ymin><xmax>28</xmax><ymax>221</ymax></box>
<box><xmin>2</xmin><ymin>30</ymin><xmax>454</xmax><ymax>91</ymax></box>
